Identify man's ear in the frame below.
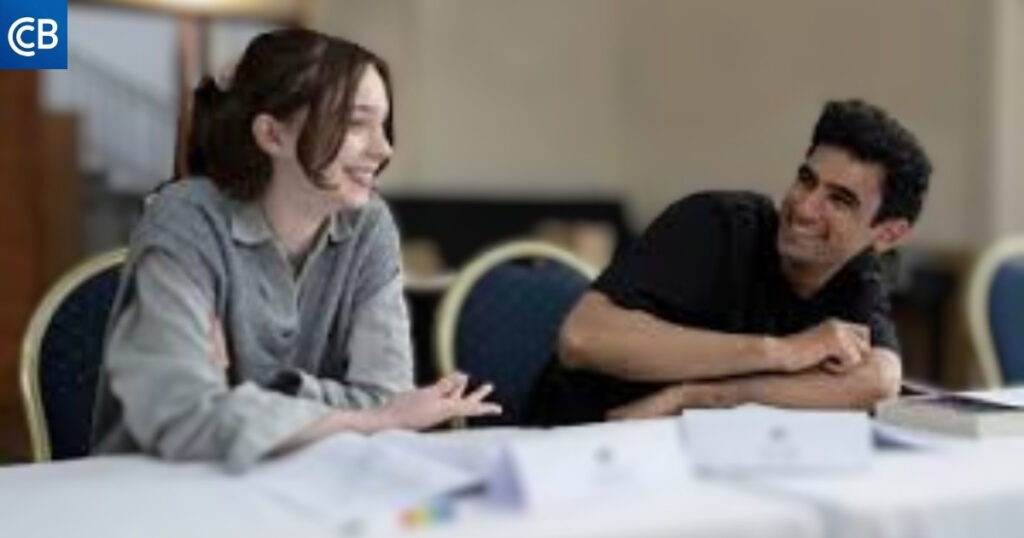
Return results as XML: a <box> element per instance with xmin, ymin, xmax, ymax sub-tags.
<box><xmin>871</xmin><ymin>218</ymin><xmax>911</xmax><ymax>253</ymax></box>
<box><xmin>251</xmin><ymin>113</ymin><xmax>290</xmax><ymax>157</ymax></box>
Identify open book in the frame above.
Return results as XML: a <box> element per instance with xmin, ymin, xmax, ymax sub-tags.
<box><xmin>876</xmin><ymin>386</ymin><xmax>1024</xmax><ymax>439</ymax></box>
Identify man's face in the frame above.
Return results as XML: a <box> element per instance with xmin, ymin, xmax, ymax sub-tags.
<box><xmin>777</xmin><ymin>145</ymin><xmax>890</xmax><ymax>269</ymax></box>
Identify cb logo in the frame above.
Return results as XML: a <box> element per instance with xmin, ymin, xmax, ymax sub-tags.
<box><xmin>0</xmin><ymin>0</ymin><xmax>67</xmax><ymax>69</ymax></box>
<box><xmin>7</xmin><ymin>17</ymin><xmax>59</xmax><ymax>57</ymax></box>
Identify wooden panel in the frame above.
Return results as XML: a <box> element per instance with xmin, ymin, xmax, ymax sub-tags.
<box><xmin>39</xmin><ymin>113</ymin><xmax>82</xmax><ymax>285</ymax></box>
<box><xmin>0</xmin><ymin>247</ymin><xmax>40</xmax><ymax>305</ymax></box>
<box><xmin>0</xmin><ymin>71</ymin><xmax>41</xmax><ymax>461</ymax></box>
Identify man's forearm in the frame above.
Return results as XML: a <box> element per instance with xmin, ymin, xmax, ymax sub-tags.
<box><xmin>607</xmin><ymin>349</ymin><xmax>902</xmax><ymax>420</ymax></box>
<box><xmin>560</xmin><ymin>292</ymin><xmax>785</xmax><ymax>382</ymax></box>
<box><xmin>682</xmin><ymin>349</ymin><xmax>902</xmax><ymax>410</ymax></box>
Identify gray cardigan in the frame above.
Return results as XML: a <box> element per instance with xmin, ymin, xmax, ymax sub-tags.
<box><xmin>91</xmin><ymin>178</ymin><xmax>413</xmax><ymax>471</ymax></box>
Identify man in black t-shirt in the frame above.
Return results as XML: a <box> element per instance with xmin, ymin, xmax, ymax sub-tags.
<box><xmin>529</xmin><ymin>99</ymin><xmax>932</xmax><ymax>425</ymax></box>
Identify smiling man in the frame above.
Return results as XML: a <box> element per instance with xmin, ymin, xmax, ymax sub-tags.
<box><xmin>528</xmin><ymin>99</ymin><xmax>932</xmax><ymax>424</ymax></box>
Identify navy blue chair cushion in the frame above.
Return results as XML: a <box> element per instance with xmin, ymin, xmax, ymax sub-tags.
<box><xmin>454</xmin><ymin>260</ymin><xmax>590</xmax><ymax>426</ymax></box>
<box><xmin>38</xmin><ymin>264</ymin><xmax>121</xmax><ymax>459</ymax></box>
<box><xmin>990</xmin><ymin>258</ymin><xmax>1024</xmax><ymax>384</ymax></box>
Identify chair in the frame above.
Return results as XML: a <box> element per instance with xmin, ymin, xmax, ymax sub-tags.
<box><xmin>20</xmin><ymin>248</ymin><xmax>127</xmax><ymax>461</ymax></box>
<box><xmin>434</xmin><ymin>240</ymin><xmax>598</xmax><ymax>427</ymax></box>
<box><xmin>967</xmin><ymin>237</ymin><xmax>1024</xmax><ymax>388</ymax></box>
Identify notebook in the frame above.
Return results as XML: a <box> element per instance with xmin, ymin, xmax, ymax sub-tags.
<box><xmin>875</xmin><ymin>388</ymin><xmax>1024</xmax><ymax>439</ymax></box>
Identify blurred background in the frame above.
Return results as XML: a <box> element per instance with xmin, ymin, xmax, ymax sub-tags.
<box><xmin>2</xmin><ymin>0</ymin><xmax>1022</xmax><ymax>460</ymax></box>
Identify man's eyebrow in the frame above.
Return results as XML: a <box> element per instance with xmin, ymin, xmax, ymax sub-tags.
<box><xmin>827</xmin><ymin>183</ymin><xmax>861</xmax><ymax>206</ymax></box>
<box><xmin>798</xmin><ymin>163</ymin><xmax>818</xmax><ymax>180</ymax></box>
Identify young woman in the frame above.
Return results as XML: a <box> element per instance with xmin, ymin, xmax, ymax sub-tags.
<box><xmin>91</xmin><ymin>29</ymin><xmax>499</xmax><ymax>471</ymax></box>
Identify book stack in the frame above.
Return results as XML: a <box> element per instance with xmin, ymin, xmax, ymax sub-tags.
<box><xmin>876</xmin><ymin>387</ymin><xmax>1024</xmax><ymax>439</ymax></box>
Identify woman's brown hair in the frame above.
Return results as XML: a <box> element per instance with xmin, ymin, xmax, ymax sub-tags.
<box><xmin>186</xmin><ymin>28</ymin><xmax>394</xmax><ymax>200</ymax></box>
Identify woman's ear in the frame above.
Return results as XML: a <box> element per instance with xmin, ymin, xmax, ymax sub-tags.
<box><xmin>251</xmin><ymin>113</ymin><xmax>292</xmax><ymax>157</ymax></box>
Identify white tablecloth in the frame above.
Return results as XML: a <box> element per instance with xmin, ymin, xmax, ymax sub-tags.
<box><xmin>6</xmin><ymin>429</ymin><xmax>1024</xmax><ymax>538</ymax></box>
<box><xmin>0</xmin><ymin>434</ymin><xmax>820</xmax><ymax>538</ymax></box>
<box><xmin>755</xmin><ymin>440</ymin><xmax>1024</xmax><ymax>538</ymax></box>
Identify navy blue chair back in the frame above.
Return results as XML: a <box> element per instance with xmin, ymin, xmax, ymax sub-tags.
<box><xmin>989</xmin><ymin>259</ymin><xmax>1024</xmax><ymax>383</ymax></box>
<box><xmin>435</xmin><ymin>241</ymin><xmax>596</xmax><ymax>427</ymax></box>
<box><xmin>21</xmin><ymin>249</ymin><xmax>125</xmax><ymax>461</ymax></box>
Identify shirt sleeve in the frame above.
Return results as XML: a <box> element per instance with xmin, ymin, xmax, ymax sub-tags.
<box><xmin>870</xmin><ymin>312</ymin><xmax>900</xmax><ymax>353</ymax></box>
<box><xmin>284</xmin><ymin>199</ymin><xmax>414</xmax><ymax>408</ymax></box>
<box><xmin>105</xmin><ymin>249</ymin><xmax>333</xmax><ymax>472</ymax></box>
<box><xmin>866</xmin><ymin>288</ymin><xmax>900</xmax><ymax>353</ymax></box>
<box><xmin>592</xmin><ymin>193</ymin><xmax>734</xmax><ymax>322</ymax></box>
<box><xmin>841</xmin><ymin>258</ymin><xmax>902</xmax><ymax>355</ymax></box>
<box><xmin>284</xmin><ymin>273</ymin><xmax>414</xmax><ymax>407</ymax></box>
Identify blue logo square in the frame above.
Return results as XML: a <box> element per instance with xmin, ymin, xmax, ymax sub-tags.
<box><xmin>0</xmin><ymin>0</ymin><xmax>67</xmax><ymax>69</ymax></box>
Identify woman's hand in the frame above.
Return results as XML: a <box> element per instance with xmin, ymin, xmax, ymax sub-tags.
<box><xmin>377</xmin><ymin>372</ymin><xmax>502</xmax><ymax>430</ymax></box>
<box><xmin>273</xmin><ymin>372</ymin><xmax>501</xmax><ymax>457</ymax></box>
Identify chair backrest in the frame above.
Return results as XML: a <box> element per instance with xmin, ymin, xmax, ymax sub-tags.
<box><xmin>967</xmin><ymin>237</ymin><xmax>1024</xmax><ymax>388</ymax></box>
<box><xmin>20</xmin><ymin>248</ymin><xmax>127</xmax><ymax>461</ymax></box>
<box><xmin>434</xmin><ymin>241</ymin><xmax>597</xmax><ymax>427</ymax></box>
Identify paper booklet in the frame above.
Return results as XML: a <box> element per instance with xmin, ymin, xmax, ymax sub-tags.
<box><xmin>875</xmin><ymin>386</ymin><xmax>1024</xmax><ymax>439</ymax></box>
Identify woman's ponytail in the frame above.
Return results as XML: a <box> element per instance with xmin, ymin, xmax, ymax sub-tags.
<box><xmin>185</xmin><ymin>76</ymin><xmax>227</xmax><ymax>178</ymax></box>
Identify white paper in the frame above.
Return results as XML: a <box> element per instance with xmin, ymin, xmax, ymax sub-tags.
<box><xmin>685</xmin><ymin>404</ymin><xmax>872</xmax><ymax>474</ymax></box>
<box><xmin>486</xmin><ymin>418</ymin><xmax>692</xmax><ymax>510</ymax></box>
<box><xmin>373</xmin><ymin>427</ymin><xmax>537</xmax><ymax>478</ymax></box>
<box><xmin>245</xmin><ymin>433</ymin><xmax>481</xmax><ymax>533</ymax></box>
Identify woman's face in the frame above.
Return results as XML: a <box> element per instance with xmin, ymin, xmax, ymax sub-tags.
<box><xmin>318</xmin><ymin>65</ymin><xmax>393</xmax><ymax>208</ymax></box>
<box><xmin>261</xmin><ymin>64</ymin><xmax>393</xmax><ymax>209</ymax></box>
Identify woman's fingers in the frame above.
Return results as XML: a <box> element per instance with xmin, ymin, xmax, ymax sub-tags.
<box><xmin>463</xmin><ymin>401</ymin><xmax>502</xmax><ymax>416</ymax></box>
<box><xmin>465</xmin><ymin>382</ymin><xmax>494</xmax><ymax>403</ymax></box>
<box><xmin>434</xmin><ymin>372</ymin><xmax>469</xmax><ymax>395</ymax></box>
<box><xmin>449</xmin><ymin>380</ymin><xmax>501</xmax><ymax>417</ymax></box>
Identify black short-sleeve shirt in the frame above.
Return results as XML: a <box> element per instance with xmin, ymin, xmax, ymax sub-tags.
<box><xmin>528</xmin><ymin>191</ymin><xmax>898</xmax><ymax>425</ymax></box>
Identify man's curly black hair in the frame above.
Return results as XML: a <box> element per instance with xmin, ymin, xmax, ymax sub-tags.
<box><xmin>808</xmin><ymin>99</ymin><xmax>932</xmax><ymax>224</ymax></box>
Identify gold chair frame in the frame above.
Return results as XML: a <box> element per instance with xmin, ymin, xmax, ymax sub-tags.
<box><xmin>19</xmin><ymin>248</ymin><xmax>127</xmax><ymax>462</ymax></box>
<box><xmin>432</xmin><ymin>240</ymin><xmax>597</xmax><ymax>427</ymax></box>
<box><xmin>966</xmin><ymin>236</ymin><xmax>1024</xmax><ymax>388</ymax></box>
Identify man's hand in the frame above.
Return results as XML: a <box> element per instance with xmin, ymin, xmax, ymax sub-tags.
<box><xmin>775</xmin><ymin>318</ymin><xmax>871</xmax><ymax>374</ymax></box>
<box><xmin>376</xmin><ymin>372</ymin><xmax>502</xmax><ymax>430</ymax></box>
<box><xmin>606</xmin><ymin>385</ymin><xmax>687</xmax><ymax>421</ymax></box>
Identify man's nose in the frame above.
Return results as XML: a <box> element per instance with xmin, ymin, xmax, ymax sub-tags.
<box><xmin>792</xmin><ymin>188</ymin><xmax>825</xmax><ymax>220</ymax></box>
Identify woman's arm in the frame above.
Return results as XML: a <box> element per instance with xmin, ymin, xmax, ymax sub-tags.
<box><xmin>297</xmin><ymin>200</ymin><xmax>414</xmax><ymax>408</ymax></box>
<box><xmin>284</xmin><ymin>273</ymin><xmax>414</xmax><ymax>408</ymax></box>
<box><xmin>108</xmin><ymin>250</ymin><xmax>499</xmax><ymax>470</ymax></box>
<box><xmin>105</xmin><ymin>249</ymin><xmax>337</xmax><ymax>471</ymax></box>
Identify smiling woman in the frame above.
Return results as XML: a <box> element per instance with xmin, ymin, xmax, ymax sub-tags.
<box><xmin>90</xmin><ymin>28</ymin><xmax>500</xmax><ymax>471</ymax></box>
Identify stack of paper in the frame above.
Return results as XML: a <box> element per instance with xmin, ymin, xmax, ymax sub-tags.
<box><xmin>245</xmin><ymin>433</ymin><xmax>481</xmax><ymax>533</ymax></box>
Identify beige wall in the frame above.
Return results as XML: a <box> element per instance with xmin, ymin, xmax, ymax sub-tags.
<box><xmin>316</xmin><ymin>0</ymin><xmax>1000</xmax><ymax>248</ymax></box>
<box><xmin>991</xmin><ymin>0</ymin><xmax>1024</xmax><ymax>238</ymax></box>
<box><xmin>316</xmin><ymin>0</ymin><xmax>622</xmax><ymax>196</ymax></box>
<box><xmin>620</xmin><ymin>0</ymin><xmax>992</xmax><ymax>247</ymax></box>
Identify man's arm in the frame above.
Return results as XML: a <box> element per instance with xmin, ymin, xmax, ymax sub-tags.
<box><xmin>559</xmin><ymin>291</ymin><xmax>870</xmax><ymax>382</ymax></box>
<box><xmin>606</xmin><ymin>348</ymin><xmax>902</xmax><ymax>419</ymax></box>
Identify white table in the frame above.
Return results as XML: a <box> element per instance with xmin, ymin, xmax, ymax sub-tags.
<box><xmin>8</xmin><ymin>429</ymin><xmax>1024</xmax><ymax>538</ymax></box>
<box><xmin>0</xmin><ymin>437</ymin><xmax>820</xmax><ymax>538</ymax></box>
<box><xmin>754</xmin><ymin>440</ymin><xmax>1024</xmax><ymax>538</ymax></box>
<box><xmin>0</xmin><ymin>455</ymin><xmax>335</xmax><ymax>538</ymax></box>
<box><xmin>428</xmin><ymin>484</ymin><xmax>822</xmax><ymax>538</ymax></box>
